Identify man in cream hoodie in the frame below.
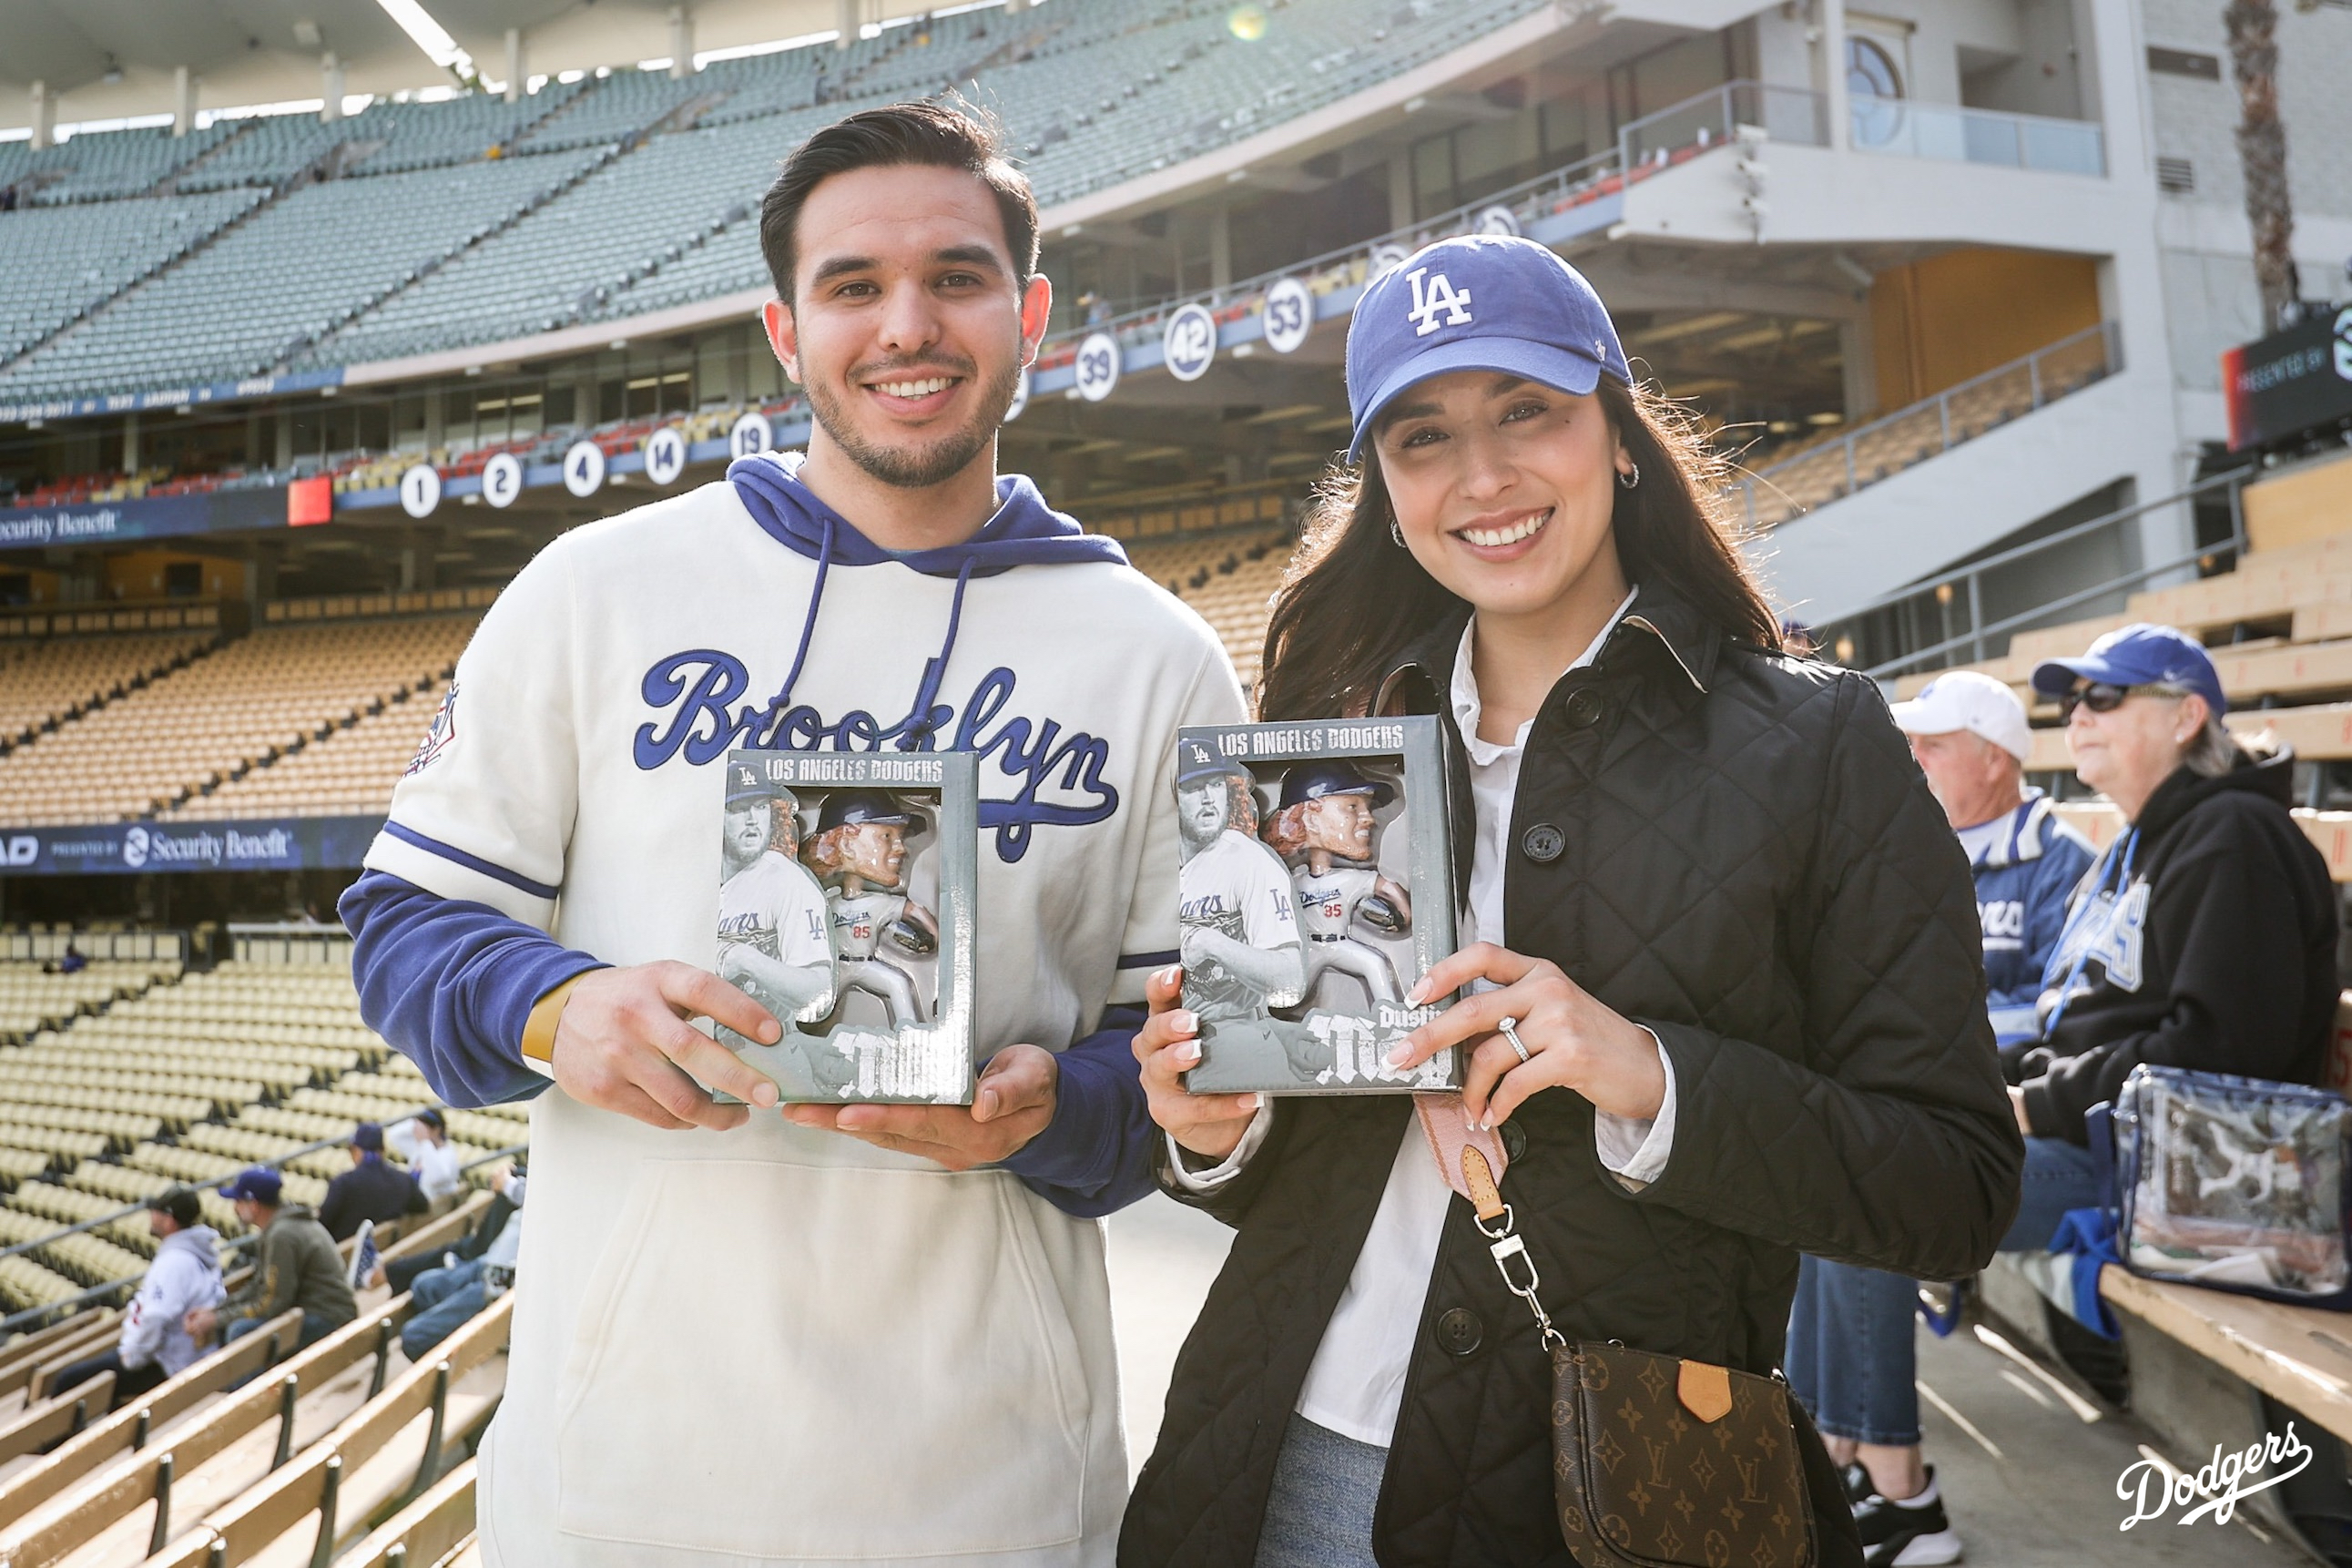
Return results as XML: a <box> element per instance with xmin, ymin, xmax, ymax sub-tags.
<box><xmin>339</xmin><ymin>104</ymin><xmax>1244</xmax><ymax>1566</ymax></box>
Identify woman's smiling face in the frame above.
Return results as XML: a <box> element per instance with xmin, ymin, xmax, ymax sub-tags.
<box><xmin>1369</xmin><ymin>371</ymin><xmax>1629</xmax><ymax>621</ymax></box>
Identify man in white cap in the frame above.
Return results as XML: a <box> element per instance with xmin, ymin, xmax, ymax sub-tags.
<box><xmin>1785</xmin><ymin>668</ymin><xmax>2098</xmax><ymax>1552</ymax></box>
<box><xmin>1890</xmin><ymin>669</ymin><xmax>2096</xmax><ymax>1044</ymax></box>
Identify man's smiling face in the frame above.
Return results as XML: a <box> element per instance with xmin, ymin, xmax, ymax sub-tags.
<box><xmin>775</xmin><ymin>163</ymin><xmax>1036</xmax><ymax>490</ymax></box>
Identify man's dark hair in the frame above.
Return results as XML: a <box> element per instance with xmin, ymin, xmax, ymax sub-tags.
<box><xmin>148</xmin><ymin>1188</ymin><xmax>202</xmax><ymax>1229</ymax></box>
<box><xmin>760</xmin><ymin>100</ymin><xmax>1039</xmax><ymax>303</ymax></box>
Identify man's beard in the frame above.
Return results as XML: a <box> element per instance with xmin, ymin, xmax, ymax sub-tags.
<box><xmin>1176</xmin><ymin>813</ymin><xmax>1222</xmax><ymax>857</ymax></box>
<box><xmin>805</xmin><ymin>353</ymin><xmax>1021</xmax><ymax>490</ymax></box>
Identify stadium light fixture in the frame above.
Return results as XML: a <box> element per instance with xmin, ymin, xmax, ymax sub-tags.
<box><xmin>371</xmin><ymin>0</ymin><xmax>478</xmax><ymax>82</ymax></box>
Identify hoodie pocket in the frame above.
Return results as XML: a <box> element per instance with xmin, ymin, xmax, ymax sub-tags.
<box><xmin>553</xmin><ymin>1157</ymin><xmax>1091</xmax><ymax>1558</ymax></box>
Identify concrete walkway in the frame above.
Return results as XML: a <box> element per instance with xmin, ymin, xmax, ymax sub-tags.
<box><xmin>1103</xmin><ymin>1193</ymin><xmax>2308</xmax><ymax>1564</ymax></box>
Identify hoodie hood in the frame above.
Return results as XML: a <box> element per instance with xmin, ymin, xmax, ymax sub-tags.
<box><xmin>727</xmin><ymin>450</ymin><xmax>1127</xmax><ymax>576</ymax></box>
<box><xmin>160</xmin><ymin>1224</ymin><xmax>223</xmax><ymax>1272</ymax></box>
<box><xmin>2133</xmin><ymin>742</ymin><xmax>2296</xmax><ymax>844</ymax></box>
<box><xmin>725</xmin><ymin>450</ymin><xmax>1129</xmax><ymax>738</ymax></box>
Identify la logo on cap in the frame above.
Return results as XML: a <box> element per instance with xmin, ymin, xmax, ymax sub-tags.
<box><xmin>1405</xmin><ymin>268</ymin><xmax>1472</xmax><ymax>337</ymax></box>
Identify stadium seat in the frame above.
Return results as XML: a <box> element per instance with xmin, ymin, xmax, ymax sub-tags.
<box><xmin>0</xmin><ymin>612</ymin><xmax>477</xmax><ymax>829</ymax></box>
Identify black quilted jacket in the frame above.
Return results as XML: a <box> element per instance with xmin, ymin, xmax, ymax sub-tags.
<box><xmin>1121</xmin><ymin>588</ymin><xmax>2023</xmax><ymax>1568</ymax></box>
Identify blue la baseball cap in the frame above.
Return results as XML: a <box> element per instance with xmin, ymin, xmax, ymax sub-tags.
<box><xmin>220</xmin><ymin>1166</ymin><xmax>281</xmax><ymax>1205</ymax></box>
<box><xmin>815</xmin><ymin>789</ymin><xmax>912</xmax><ymax>833</ymax></box>
<box><xmin>2030</xmin><ymin>623</ymin><xmax>2227</xmax><ymax>717</ymax></box>
<box><xmin>1345</xmin><ymin>234</ymin><xmax>1631</xmax><ymax>462</ymax></box>
<box><xmin>1277</xmin><ymin>761</ymin><xmax>1396</xmax><ymax>809</ymax></box>
<box><xmin>1176</xmin><ymin>737</ymin><xmax>1249</xmax><ymax>787</ymax></box>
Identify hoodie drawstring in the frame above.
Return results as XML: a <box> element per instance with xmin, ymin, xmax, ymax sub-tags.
<box><xmin>768</xmin><ymin>512</ymin><xmax>838</xmax><ymax>718</ymax></box>
<box><xmin>899</xmin><ymin>557</ymin><xmax>976</xmax><ymax>749</ymax></box>
<box><xmin>764</xmin><ymin>522</ymin><xmax>975</xmax><ymax>750</ymax></box>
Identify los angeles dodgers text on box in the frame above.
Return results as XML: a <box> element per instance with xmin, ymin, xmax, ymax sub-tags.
<box><xmin>1218</xmin><ymin>724</ymin><xmax>1406</xmax><ymax>759</ymax></box>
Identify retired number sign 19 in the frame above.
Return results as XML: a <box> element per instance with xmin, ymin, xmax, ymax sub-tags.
<box><xmin>1163</xmin><ymin>303</ymin><xmax>1217</xmax><ymax>382</ymax></box>
<box><xmin>1075</xmin><ymin>331</ymin><xmax>1121</xmax><ymax>402</ymax></box>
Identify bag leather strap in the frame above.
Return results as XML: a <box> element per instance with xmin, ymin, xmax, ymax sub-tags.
<box><xmin>1413</xmin><ymin>1092</ymin><xmax>1564</xmax><ymax>1350</ymax></box>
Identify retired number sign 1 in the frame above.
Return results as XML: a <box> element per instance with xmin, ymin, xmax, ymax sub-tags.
<box><xmin>1074</xmin><ymin>331</ymin><xmax>1121</xmax><ymax>402</ymax></box>
<box><xmin>1163</xmin><ymin>303</ymin><xmax>1217</xmax><ymax>382</ymax></box>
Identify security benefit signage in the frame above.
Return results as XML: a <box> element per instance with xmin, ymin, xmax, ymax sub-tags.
<box><xmin>0</xmin><ymin>485</ymin><xmax>290</xmax><ymax>551</ymax></box>
<box><xmin>1175</xmin><ymin>717</ymin><xmax>1461</xmax><ymax>1095</ymax></box>
<box><xmin>2224</xmin><ymin>306</ymin><xmax>2352</xmax><ymax>451</ymax></box>
<box><xmin>0</xmin><ymin>816</ymin><xmax>386</xmax><ymax>875</ymax></box>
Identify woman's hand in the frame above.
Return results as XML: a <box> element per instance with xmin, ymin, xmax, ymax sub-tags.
<box><xmin>1387</xmin><ymin>943</ymin><xmax>1666</xmax><ymax>1131</ymax></box>
<box><xmin>1132</xmin><ymin>965</ymin><xmax>1262</xmax><ymax>1161</ymax></box>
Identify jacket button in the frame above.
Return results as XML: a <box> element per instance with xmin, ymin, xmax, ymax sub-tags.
<box><xmin>1522</xmin><ymin>823</ymin><xmax>1564</xmax><ymax>863</ymax></box>
<box><xmin>1563</xmin><ymin>688</ymin><xmax>1604</xmax><ymax>728</ymax></box>
<box><xmin>1434</xmin><ymin>1307</ymin><xmax>1483</xmax><ymax>1359</ymax></box>
<box><xmin>1501</xmin><ymin>1121</ymin><xmax>1528</xmax><ymax>1162</ymax></box>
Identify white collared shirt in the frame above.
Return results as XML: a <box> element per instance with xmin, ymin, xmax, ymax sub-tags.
<box><xmin>1171</xmin><ymin>587</ymin><xmax>1678</xmax><ymax>1446</ymax></box>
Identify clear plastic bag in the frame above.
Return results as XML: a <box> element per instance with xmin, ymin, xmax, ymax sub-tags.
<box><xmin>2114</xmin><ymin>1066</ymin><xmax>2350</xmax><ymax>1300</ymax></box>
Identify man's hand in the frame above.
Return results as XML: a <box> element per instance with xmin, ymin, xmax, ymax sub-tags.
<box><xmin>552</xmin><ymin>962</ymin><xmax>786</xmax><ymax>1131</ymax></box>
<box><xmin>184</xmin><ymin>1305</ymin><xmax>219</xmax><ymax>1345</ymax></box>
<box><xmin>1131</xmin><ymin>965</ymin><xmax>1259</xmax><ymax>1161</ymax></box>
<box><xmin>781</xmin><ymin>1044</ymin><xmax>1059</xmax><ymax>1170</ymax></box>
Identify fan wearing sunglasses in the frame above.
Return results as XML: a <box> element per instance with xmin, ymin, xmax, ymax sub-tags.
<box><xmin>1995</xmin><ymin>623</ymin><xmax>2338</xmax><ymax>1255</ymax></box>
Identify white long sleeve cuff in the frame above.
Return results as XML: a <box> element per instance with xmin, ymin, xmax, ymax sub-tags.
<box><xmin>1163</xmin><ymin>1104</ymin><xmax>1275</xmax><ymax>1192</ymax></box>
<box><xmin>1593</xmin><ymin>1029</ymin><xmax>1676</xmax><ymax>1189</ymax></box>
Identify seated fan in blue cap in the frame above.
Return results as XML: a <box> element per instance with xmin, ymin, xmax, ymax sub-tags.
<box><xmin>1121</xmin><ymin>233</ymin><xmax>2018</xmax><ymax>1568</ymax></box>
<box><xmin>2001</xmin><ymin>622</ymin><xmax>2338</xmax><ymax>1234</ymax></box>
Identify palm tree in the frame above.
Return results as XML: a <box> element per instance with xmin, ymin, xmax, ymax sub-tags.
<box><xmin>2224</xmin><ymin>0</ymin><xmax>2299</xmax><ymax>329</ymax></box>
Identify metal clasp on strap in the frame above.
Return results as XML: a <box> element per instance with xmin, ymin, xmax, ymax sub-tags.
<box><xmin>1483</xmin><ymin>1212</ymin><xmax>1567</xmax><ymax>1351</ymax></box>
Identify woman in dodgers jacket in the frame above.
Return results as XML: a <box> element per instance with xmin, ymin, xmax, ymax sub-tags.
<box><xmin>1119</xmin><ymin>237</ymin><xmax>2023</xmax><ymax>1568</ymax></box>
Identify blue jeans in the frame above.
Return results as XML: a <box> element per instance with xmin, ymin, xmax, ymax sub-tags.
<box><xmin>1253</xmin><ymin>1414</ymin><xmax>1384</xmax><ymax>1568</ymax></box>
<box><xmin>1785</xmin><ymin>1256</ymin><xmax>1920</xmax><ymax>1446</ymax></box>
<box><xmin>1999</xmin><ymin>1136</ymin><xmax>2106</xmax><ymax>1254</ymax></box>
<box><xmin>402</xmin><ymin>1258</ymin><xmax>488</xmax><ymax>1362</ymax></box>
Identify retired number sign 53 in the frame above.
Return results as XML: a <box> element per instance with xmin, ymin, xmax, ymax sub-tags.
<box><xmin>1260</xmin><ymin>277</ymin><xmax>1312</xmax><ymax>355</ymax></box>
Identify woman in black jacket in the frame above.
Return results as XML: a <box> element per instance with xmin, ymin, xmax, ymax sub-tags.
<box><xmin>1120</xmin><ymin>236</ymin><xmax>2022</xmax><ymax>1568</ymax></box>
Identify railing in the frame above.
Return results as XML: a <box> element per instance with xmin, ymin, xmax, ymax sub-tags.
<box><xmin>1850</xmin><ymin>95</ymin><xmax>2104</xmax><ymax>178</ymax></box>
<box><xmin>1619</xmin><ymin>80</ymin><xmax>1827</xmax><ymax>165</ymax></box>
<box><xmin>1828</xmin><ymin>466</ymin><xmax>2255</xmax><ymax>679</ymax></box>
<box><xmin>1732</xmin><ymin>321</ymin><xmax>2121</xmax><ymax>532</ymax></box>
<box><xmin>1034</xmin><ymin>79</ymin><xmax>1832</xmax><ymax>372</ymax></box>
<box><xmin>0</xmin><ymin>931</ymin><xmax>186</xmax><ymax>964</ymax></box>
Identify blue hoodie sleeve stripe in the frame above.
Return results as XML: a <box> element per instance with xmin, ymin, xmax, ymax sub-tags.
<box><xmin>340</xmin><ymin>871</ymin><xmax>605</xmax><ymax>1107</ymax></box>
<box><xmin>381</xmin><ymin>822</ymin><xmax>563</xmax><ymax>901</ymax></box>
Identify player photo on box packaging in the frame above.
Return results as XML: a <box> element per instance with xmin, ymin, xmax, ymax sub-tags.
<box><xmin>712</xmin><ymin>748</ymin><xmax>979</xmax><ymax>1105</ymax></box>
<box><xmin>1176</xmin><ymin>717</ymin><xmax>1460</xmax><ymax>1095</ymax></box>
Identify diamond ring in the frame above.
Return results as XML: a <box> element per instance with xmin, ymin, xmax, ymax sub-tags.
<box><xmin>1498</xmin><ymin>1016</ymin><xmax>1532</xmax><ymax>1064</ymax></box>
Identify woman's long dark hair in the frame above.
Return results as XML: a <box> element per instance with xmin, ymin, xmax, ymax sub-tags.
<box><xmin>1256</xmin><ymin>378</ymin><xmax>1781</xmax><ymax>721</ymax></box>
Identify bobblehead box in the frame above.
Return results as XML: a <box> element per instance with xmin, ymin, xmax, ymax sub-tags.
<box><xmin>1175</xmin><ymin>716</ymin><xmax>1461</xmax><ymax>1095</ymax></box>
<box><xmin>712</xmin><ymin>748</ymin><xmax>979</xmax><ymax>1105</ymax></box>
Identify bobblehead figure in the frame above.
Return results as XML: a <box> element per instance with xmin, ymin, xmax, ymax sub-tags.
<box><xmin>800</xmin><ymin>789</ymin><xmax>939</xmax><ymax>1027</ymax></box>
<box><xmin>1262</xmin><ymin>761</ymin><xmax>1412</xmax><ymax>1011</ymax></box>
